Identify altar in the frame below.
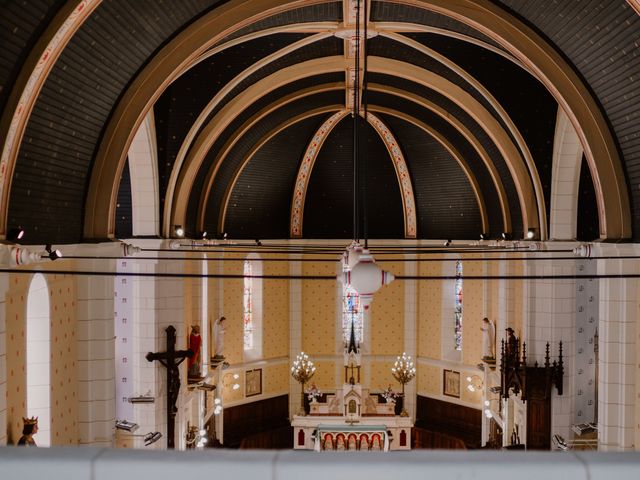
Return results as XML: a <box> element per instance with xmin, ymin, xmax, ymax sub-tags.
<box><xmin>290</xmin><ymin>319</ymin><xmax>413</xmax><ymax>451</ymax></box>
<box><xmin>291</xmin><ymin>384</ymin><xmax>413</xmax><ymax>451</ymax></box>
<box><xmin>292</xmin><ymin>415</ymin><xmax>412</xmax><ymax>451</ymax></box>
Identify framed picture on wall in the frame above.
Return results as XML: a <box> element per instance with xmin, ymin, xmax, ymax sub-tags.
<box><xmin>245</xmin><ymin>368</ymin><xmax>262</xmax><ymax>397</ymax></box>
<box><xmin>443</xmin><ymin>369</ymin><xmax>460</xmax><ymax>398</ymax></box>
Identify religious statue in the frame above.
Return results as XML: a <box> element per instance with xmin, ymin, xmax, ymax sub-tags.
<box><xmin>17</xmin><ymin>416</ymin><xmax>38</xmax><ymax>447</ymax></box>
<box><xmin>481</xmin><ymin>317</ymin><xmax>496</xmax><ymax>361</ymax></box>
<box><xmin>505</xmin><ymin>327</ymin><xmax>518</xmax><ymax>362</ymax></box>
<box><xmin>213</xmin><ymin>316</ymin><xmax>226</xmax><ymax>359</ymax></box>
<box><xmin>336</xmin><ymin>433</ymin><xmax>346</xmax><ymax>451</ymax></box>
<box><xmin>188</xmin><ymin>325</ymin><xmax>202</xmax><ymax>379</ymax></box>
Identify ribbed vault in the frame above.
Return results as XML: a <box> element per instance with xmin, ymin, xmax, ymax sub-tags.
<box><xmin>0</xmin><ymin>0</ymin><xmax>637</xmax><ymax>244</ymax></box>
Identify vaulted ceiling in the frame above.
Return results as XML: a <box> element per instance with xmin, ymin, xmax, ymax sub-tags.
<box><xmin>1</xmin><ymin>0</ymin><xmax>638</xmax><ymax>245</ymax></box>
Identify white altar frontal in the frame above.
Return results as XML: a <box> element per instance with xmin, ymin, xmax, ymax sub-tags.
<box><xmin>291</xmin><ymin>384</ymin><xmax>413</xmax><ymax>451</ymax></box>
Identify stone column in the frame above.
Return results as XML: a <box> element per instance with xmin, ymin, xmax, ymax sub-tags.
<box><xmin>76</xmin><ymin>261</ymin><xmax>116</xmax><ymax>446</ymax></box>
<box><xmin>595</xmin><ymin>244</ymin><xmax>637</xmax><ymax>451</ymax></box>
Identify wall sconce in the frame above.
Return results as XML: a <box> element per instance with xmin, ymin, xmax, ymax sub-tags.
<box><xmin>174</xmin><ymin>225</ymin><xmax>185</xmax><ymax>237</ymax></box>
<box><xmin>115</xmin><ymin>419</ymin><xmax>139</xmax><ymax>432</ymax></box>
<box><xmin>213</xmin><ymin>397</ymin><xmax>222</xmax><ymax>415</ymax></box>
<box><xmin>526</xmin><ymin>228</ymin><xmax>536</xmax><ymax>240</ymax></box>
<box><xmin>128</xmin><ymin>395</ymin><xmax>155</xmax><ymax>404</ymax></box>
<box><xmin>466</xmin><ymin>375</ymin><xmax>482</xmax><ymax>392</ymax></box>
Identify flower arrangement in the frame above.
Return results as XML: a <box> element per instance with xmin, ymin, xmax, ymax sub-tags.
<box><xmin>306</xmin><ymin>383</ymin><xmax>322</xmax><ymax>401</ymax></box>
<box><xmin>381</xmin><ymin>386</ymin><xmax>400</xmax><ymax>403</ymax></box>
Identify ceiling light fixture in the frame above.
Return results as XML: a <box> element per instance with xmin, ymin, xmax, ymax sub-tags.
<box><xmin>340</xmin><ymin>0</ymin><xmax>394</xmax><ymax>310</ymax></box>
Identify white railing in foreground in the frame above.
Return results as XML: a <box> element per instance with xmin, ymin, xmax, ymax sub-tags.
<box><xmin>0</xmin><ymin>447</ymin><xmax>638</xmax><ymax>480</ymax></box>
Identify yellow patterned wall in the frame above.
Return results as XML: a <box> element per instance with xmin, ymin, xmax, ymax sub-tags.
<box><xmin>369</xmin><ymin>360</ymin><xmax>395</xmax><ymax>392</ymax></box>
<box><xmin>308</xmin><ymin>360</ymin><xmax>336</xmax><ymax>391</ymax></box>
<box><xmin>222</xmin><ymin>255</ymin><xmax>243</xmax><ymax>365</ymax></box>
<box><xmin>301</xmin><ymin>261</ymin><xmax>336</xmax><ymax>355</ymax></box>
<box><xmin>263</xmin><ymin>363</ymin><xmax>289</xmax><ymax>395</ymax></box>
<box><xmin>48</xmin><ymin>273</ymin><xmax>78</xmax><ymax>445</ymax></box>
<box><xmin>371</xmin><ymin>260</ymin><xmax>404</xmax><ymax>355</ymax></box>
<box><xmin>263</xmin><ymin>256</ymin><xmax>289</xmax><ymax>359</ymax></box>
<box><xmin>417</xmin><ymin>256</ymin><xmax>442</xmax><ymax>359</ymax></box>
<box><xmin>417</xmin><ymin>363</ymin><xmax>440</xmax><ymax>397</ymax></box>
<box><xmin>461</xmin><ymin>258</ymin><xmax>484</xmax><ymax>366</ymax></box>
<box><xmin>6</xmin><ymin>274</ymin><xmax>28</xmax><ymax>444</ymax></box>
<box><xmin>5</xmin><ymin>268</ymin><xmax>78</xmax><ymax>445</ymax></box>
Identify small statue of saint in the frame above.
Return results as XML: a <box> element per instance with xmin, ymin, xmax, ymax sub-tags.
<box><xmin>213</xmin><ymin>316</ymin><xmax>226</xmax><ymax>359</ymax></box>
<box><xmin>17</xmin><ymin>416</ymin><xmax>38</xmax><ymax>447</ymax></box>
<box><xmin>481</xmin><ymin>317</ymin><xmax>496</xmax><ymax>361</ymax></box>
<box><xmin>188</xmin><ymin>325</ymin><xmax>202</xmax><ymax>379</ymax></box>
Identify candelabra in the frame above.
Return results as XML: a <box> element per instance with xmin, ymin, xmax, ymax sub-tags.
<box><xmin>391</xmin><ymin>352</ymin><xmax>416</xmax><ymax>417</ymax></box>
<box><xmin>291</xmin><ymin>352</ymin><xmax>316</xmax><ymax>416</ymax></box>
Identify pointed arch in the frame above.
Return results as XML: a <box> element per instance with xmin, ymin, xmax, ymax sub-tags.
<box><xmin>290</xmin><ymin>110</ymin><xmax>350</xmax><ymax>237</ymax></box>
<box><xmin>26</xmin><ymin>273</ymin><xmax>51</xmax><ymax>446</ymax></box>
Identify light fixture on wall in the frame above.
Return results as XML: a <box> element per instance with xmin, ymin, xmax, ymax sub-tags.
<box><xmin>466</xmin><ymin>375</ymin><xmax>482</xmax><ymax>392</ymax></box>
<box><xmin>144</xmin><ymin>431</ymin><xmax>163</xmax><ymax>446</ymax></box>
<box><xmin>174</xmin><ymin>225</ymin><xmax>185</xmax><ymax>237</ymax></box>
<box><xmin>115</xmin><ymin>419</ymin><xmax>139</xmax><ymax>432</ymax></box>
<box><xmin>128</xmin><ymin>395</ymin><xmax>155</xmax><ymax>404</ymax></box>
<box><xmin>526</xmin><ymin>228</ymin><xmax>536</xmax><ymax>240</ymax></box>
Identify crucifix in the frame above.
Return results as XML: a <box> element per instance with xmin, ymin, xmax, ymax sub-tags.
<box><xmin>146</xmin><ymin>325</ymin><xmax>193</xmax><ymax>449</ymax></box>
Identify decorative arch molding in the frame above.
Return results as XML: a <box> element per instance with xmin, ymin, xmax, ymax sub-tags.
<box><xmin>549</xmin><ymin>107</ymin><xmax>584</xmax><ymax>241</ymax></box>
<box><xmin>400</xmin><ymin>0</ymin><xmax>629</xmax><ymax>238</ymax></box>
<box><xmin>379</xmin><ymin>31</ymin><xmax>546</xmax><ymax>240</ymax></box>
<box><xmin>171</xmin><ymin>56</ymin><xmax>346</xmax><ymax>231</ymax></box>
<box><xmin>370</xmin><ymin>106</ymin><xmax>490</xmax><ymax>234</ymax></box>
<box><xmin>368</xmin><ymin>83</ymin><xmax>511</xmax><ymax>232</ymax></box>
<box><xmin>79</xmin><ymin>0</ymin><xmax>628</xmax><ymax>240</ymax></box>
<box><xmin>369</xmin><ymin>56</ymin><xmax>538</xmax><ymax>234</ymax></box>
<box><xmin>0</xmin><ymin>0</ymin><xmax>101</xmax><ymax>238</ymax></box>
<box><xmin>216</xmin><ymin>105</ymin><xmax>343</xmax><ymax>234</ymax></box>
<box><xmin>289</xmin><ymin>109</ymin><xmax>419</xmax><ymax>238</ymax></box>
<box><xmin>127</xmin><ymin>110</ymin><xmax>160</xmax><ymax>236</ymax></box>
<box><xmin>365</xmin><ymin>112</ymin><xmax>417</xmax><ymax>238</ymax></box>
<box><xmin>175</xmin><ymin>57</ymin><xmax>523</xmax><ymax>234</ymax></box>
<box><xmin>163</xmin><ymin>31</ymin><xmax>335</xmax><ymax>235</ymax></box>
<box><xmin>290</xmin><ymin>110</ymin><xmax>349</xmax><ymax>237</ymax></box>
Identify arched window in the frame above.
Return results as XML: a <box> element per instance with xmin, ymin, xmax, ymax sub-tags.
<box><xmin>243</xmin><ymin>255</ymin><xmax>262</xmax><ymax>359</ymax></box>
<box><xmin>26</xmin><ymin>273</ymin><xmax>51</xmax><ymax>446</ymax></box>
<box><xmin>454</xmin><ymin>260</ymin><xmax>463</xmax><ymax>351</ymax></box>
<box><xmin>342</xmin><ymin>262</ymin><xmax>363</xmax><ymax>344</ymax></box>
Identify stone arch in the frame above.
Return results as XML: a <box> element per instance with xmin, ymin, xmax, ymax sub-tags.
<box><xmin>26</xmin><ymin>273</ymin><xmax>51</xmax><ymax>446</ymax></box>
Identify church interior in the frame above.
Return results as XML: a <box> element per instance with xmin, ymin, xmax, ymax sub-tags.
<box><xmin>1</xmin><ymin>0</ymin><xmax>640</xmax><ymax>473</ymax></box>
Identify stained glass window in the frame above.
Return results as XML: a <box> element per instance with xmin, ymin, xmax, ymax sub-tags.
<box><xmin>454</xmin><ymin>260</ymin><xmax>463</xmax><ymax>351</ymax></box>
<box><xmin>243</xmin><ymin>259</ymin><xmax>253</xmax><ymax>350</ymax></box>
<box><xmin>342</xmin><ymin>262</ymin><xmax>363</xmax><ymax>344</ymax></box>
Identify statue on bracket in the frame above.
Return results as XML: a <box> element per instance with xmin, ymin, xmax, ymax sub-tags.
<box><xmin>481</xmin><ymin>317</ymin><xmax>496</xmax><ymax>362</ymax></box>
